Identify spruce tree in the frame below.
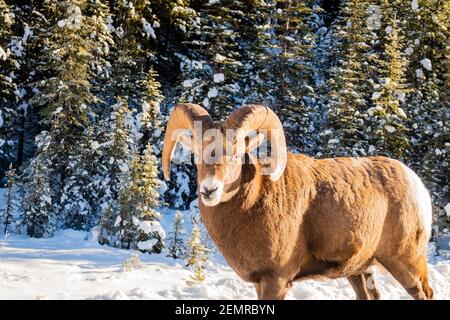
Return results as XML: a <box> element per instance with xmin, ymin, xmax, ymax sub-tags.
<box><xmin>98</xmin><ymin>205</ymin><xmax>116</xmax><ymax>245</ymax></box>
<box><xmin>106</xmin><ymin>0</ymin><xmax>163</xmax><ymax>159</ymax></box>
<box><xmin>0</xmin><ymin>0</ymin><xmax>19</xmax><ymax>168</ymax></box>
<box><xmin>85</xmin><ymin>0</ymin><xmax>114</xmax><ymax>103</ymax></box>
<box><xmin>21</xmin><ymin>151</ymin><xmax>54</xmax><ymax>238</ymax></box>
<box><xmin>404</xmin><ymin>0</ymin><xmax>449</xmax><ymax>220</ymax></box>
<box><xmin>186</xmin><ymin>216</ymin><xmax>207</xmax><ymax>285</ymax></box>
<box><xmin>25</xmin><ymin>0</ymin><xmax>104</xmax><ymax>229</ymax></box>
<box><xmin>0</xmin><ymin>0</ymin><xmax>16</xmax><ymax>102</ymax></box>
<box><xmin>179</xmin><ymin>0</ymin><xmax>249</xmax><ymax>120</ymax></box>
<box><xmin>115</xmin><ymin>145</ymin><xmax>164</xmax><ymax>253</ymax></box>
<box><xmin>3</xmin><ymin>163</ymin><xmax>17</xmax><ymax>234</ymax></box>
<box><xmin>97</xmin><ymin>98</ymin><xmax>134</xmax><ymax>246</ymax></box>
<box><xmin>166</xmin><ymin>211</ymin><xmax>186</xmax><ymax>259</ymax></box>
<box><xmin>108</xmin><ymin>0</ymin><xmax>163</xmax><ymax>111</ymax></box>
<box><xmin>369</xmin><ymin>13</ymin><xmax>410</xmax><ymax>158</ymax></box>
<box><xmin>60</xmin><ymin>126</ymin><xmax>104</xmax><ymax>230</ymax></box>
<box><xmin>151</xmin><ymin>0</ymin><xmax>197</xmax><ymax>52</ymax></box>
<box><xmin>324</xmin><ymin>0</ymin><xmax>377</xmax><ymax>157</ymax></box>
<box><xmin>246</xmin><ymin>0</ymin><xmax>317</xmax><ymax>151</ymax></box>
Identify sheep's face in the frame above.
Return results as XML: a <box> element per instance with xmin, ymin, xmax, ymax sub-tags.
<box><xmin>198</xmin><ymin>154</ymin><xmax>242</xmax><ymax>206</ymax></box>
<box><xmin>179</xmin><ymin>129</ymin><xmax>265</xmax><ymax>207</ymax></box>
<box><xmin>198</xmin><ymin>132</ymin><xmax>266</xmax><ymax>206</ymax></box>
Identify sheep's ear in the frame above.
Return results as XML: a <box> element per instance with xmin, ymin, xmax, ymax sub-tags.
<box><xmin>245</xmin><ymin>133</ymin><xmax>265</xmax><ymax>153</ymax></box>
<box><xmin>178</xmin><ymin>134</ymin><xmax>194</xmax><ymax>151</ymax></box>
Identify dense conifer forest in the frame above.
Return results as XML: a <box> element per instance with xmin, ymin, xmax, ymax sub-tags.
<box><xmin>0</xmin><ymin>0</ymin><xmax>448</xmax><ymax>253</ymax></box>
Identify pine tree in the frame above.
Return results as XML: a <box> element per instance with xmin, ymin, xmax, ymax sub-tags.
<box><xmin>115</xmin><ymin>145</ymin><xmax>164</xmax><ymax>253</ymax></box>
<box><xmin>0</xmin><ymin>0</ymin><xmax>16</xmax><ymax>102</ymax></box>
<box><xmin>151</xmin><ymin>0</ymin><xmax>197</xmax><ymax>52</ymax></box>
<box><xmin>324</xmin><ymin>0</ymin><xmax>378</xmax><ymax>157</ymax></box>
<box><xmin>97</xmin><ymin>98</ymin><xmax>134</xmax><ymax>245</ymax></box>
<box><xmin>85</xmin><ymin>0</ymin><xmax>114</xmax><ymax>102</ymax></box>
<box><xmin>186</xmin><ymin>215</ymin><xmax>208</xmax><ymax>285</ymax></box>
<box><xmin>3</xmin><ymin>163</ymin><xmax>17</xmax><ymax>234</ymax></box>
<box><xmin>98</xmin><ymin>204</ymin><xmax>116</xmax><ymax>245</ymax></box>
<box><xmin>246</xmin><ymin>0</ymin><xmax>317</xmax><ymax>151</ymax></box>
<box><xmin>179</xmin><ymin>0</ymin><xmax>249</xmax><ymax>120</ymax></box>
<box><xmin>25</xmin><ymin>1</ymin><xmax>100</xmax><ymax>232</ymax></box>
<box><xmin>166</xmin><ymin>211</ymin><xmax>186</xmax><ymax>259</ymax></box>
<box><xmin>105</xmin><ymin>0</ymin><xmax>163</xmax><ymax>160</ymax></box>
<box><xmin>0</xmin><ymin>0</ymin><xmax>19</xmax><ymax>168</ymax></box>
<box><xmin>31</xmin><ymin>0</ymin><xmax>97</xmax><ymax>143</ymax></box>
<box><xmin>60</xmin><ymin>126</ymin><xmax>104</xmax><ymax>230</ymax></box>
<box><xmin>108</xmin><ymin>0</ymin><xmax>163</xmax><ymax>110</ymax></box>
<box><xmin>169</xmin><ymin>0</ymin><xmax>251</xmax><ymax>209</ymax></box>
<box><xmin>9</xmin><ymin>1</ymin><xmax>49</xmax><ymax>169</ymax></box>
<box><xmin>96</xmin><ymin>98</ymin><xmax>164</xmax><ymax>253</ymax></box>
<box><xmin>369</xmin><ymin>12</ymin><xmax>410</xmax><ymax>158</ymax></box>
<box><xmin>21</xmin><ymin>150</ymin><xmax>54</xmax><ymax>238</ymax></box>
<box><xmin>404</xmin><ymin>0</ymin><xmax>449</xmax><ymax>221</ymax></box>
<box><xmin>138</xmin><ymin>67</ymin><xmax>163</xmax><ymax>148</ymax></box>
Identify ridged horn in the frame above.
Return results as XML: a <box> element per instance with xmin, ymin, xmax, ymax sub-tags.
<box><xmin>162</xmin><ymin>103</ymin><xmax>214</xmax><ymax>180</ymax></box>
<box><xmin>223</xmin><ymin>105</ymin><xmax>287</xmax><ymax>182</ymax></box>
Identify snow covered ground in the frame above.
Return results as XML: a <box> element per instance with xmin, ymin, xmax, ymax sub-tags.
<box><xmin>0</xmin><ymin>228</ymin><xmax>449</xmax><ymax>300</ymax></box>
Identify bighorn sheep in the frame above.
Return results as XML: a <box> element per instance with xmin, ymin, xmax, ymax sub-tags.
<box><xmin>162</xmin><ymin>103</ymin><xmax>434</xmax><ymax>300</ymax></box>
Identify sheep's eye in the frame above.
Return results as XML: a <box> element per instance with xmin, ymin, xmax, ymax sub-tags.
<box><xmin>232</xmin><ymin>155</ymin><xmax>240</xmax><ymax>162</ymax></box>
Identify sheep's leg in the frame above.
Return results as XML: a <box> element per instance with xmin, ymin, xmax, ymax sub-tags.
<box><xmin>379</xmin><ymin>255</ymin><xmax>433</xmax><ymax>300</ymax></box>
<box><xmin>363</xmin><ymin>271</ymin><xmax>381</xmax><ymax>300</ymax></box>
<box><xmin>254</xmin><ymin>283</ymin><xmax>262</xmax><ymax>299</ymax></box>
<box><xmin>257</xmin><ymin>277</ymin><xmax>289</xmax><ymax>300</ymax></box>
<box><xmin>347</xmin><ymin>274</ymin><xmax>371</xmax><ymax>300</ymax></box>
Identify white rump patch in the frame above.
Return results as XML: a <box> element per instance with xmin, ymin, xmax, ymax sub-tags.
<box><xmin>400</xmin><ymin>162</ymin><xmax>432</xmax><ymax>240</ymax></box>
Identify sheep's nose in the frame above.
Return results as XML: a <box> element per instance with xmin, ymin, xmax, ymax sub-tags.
<box><xmin>201</xmin><ymin>186</ymin><xmax>218</xmax><ymax>199</ymax></box>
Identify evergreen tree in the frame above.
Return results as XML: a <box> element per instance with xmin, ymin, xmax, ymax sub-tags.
<box><xmin>179</xmin><ymin>0</ymin><xmax>249</xmax><ymax>120</ymax></box>
<box><xmin>85</xmin><ymin>0</ymin><xmax>114</xmax><ymax>102</ymax></box>
<box><xmin>97</xmin><ymin>98</ymin><xmax>164</xmax><ymax>253</ymax></box>
<box><xmin>138</xmin><ymin>67</ymin><xmax>163</xmax><ymax>148</ymax></box>
<box><xmin>21</xmin><ymin>149</ymin><xmax>54</xmax><ymax>238</ymax></box>
<box><xmin>31</xmin><ymin>0</ymin><xmax>96</xmax><ymax>137</ymax></box>
<box><xmin>97</xmin><ymin>98</ymin><xmax>134</xmax><ymax>246</ymax></box>
<box><xmin>106</xmin><ymin>0</ymin><xmax>163</xmax><ymax>156</ymax></box>
<box><xmin>60</xmin><ymin>126</ymin><xmax>104</xmax><ymax>230</ymax></box>
<box><xmin>0</xmin><ymin>0</ymin><xmax>16</xmax><ymax>102</ymax></box>
<box><xmin>109</xmin><ymin>0</ymin><xmax>163</xmax><ymax>111</ymax></box>
<box><xmin>246</xmin><ymin>0</ymin><xmax>317</xmax><ymax>151</ymax></box>
<box><xmin>9</xmin><ymin>1</ymin><xmax>49</xmax><ymax>169</ymax></box>
<box><xmin>152</xmin><ymin>0</ymin><xmax>197</xmax><ymax>53</ymax></box>
<box><xmin>2</xmin><ymin>163</ymin><xmax>17</xmax><ymax>234</ymax></box>
<box><xmin>0</xmin><ymin>0</ymin><xmax>19</xmax><ymax>170</ymax></box>
<box><xmin>166</xmin><ymin>211</ymin><xmax>186</xmax><ymax>259</ymax></box>
<box><xmin>186</xmin><ymin>216</ymin><xmax>207</xmax><ymax>285</ymax></box>
<box><xmin>25</xmin><ymin>1</ymin><xmax>110</xmax><ymax>234</ymax></box>
<box><xmin>98</xmin><ymin>204</ymin><xmax>116</xmax><ymax>245</ymax></box>
<box><xmin>115</xmin><ymin>145</ymin><xmax>164</xmax><ymax>253</ymax></box>
<box><xmin>324</xmin><ymin>0</ymin><xmax>378</xmax><ymax>156</ymax></box>
<box><xmin>404</xmin><ymin>0</ymin><xmax>449</xmax><ymax>220</ymax></box>
<box><xmin>369</xmin><ymin>12</ymin><xmax>410</xmax><ymax>158</ymax></box>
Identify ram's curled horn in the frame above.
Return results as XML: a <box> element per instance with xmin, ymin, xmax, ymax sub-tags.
<box><xmin>223</xmin><ymin>105</ymin><xmax>287</xmax><ymax>182</ymax></box>
<box><xmin>162</xmin><ymin>103</ymin><xmax>214</xmax><ymax>180</ymax></box>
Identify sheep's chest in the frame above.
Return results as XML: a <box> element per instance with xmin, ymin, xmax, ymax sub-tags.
<box><xmin>201</xmin><ymin>206</ymin><xmax>300</xmax><ymax>283</ymax></box>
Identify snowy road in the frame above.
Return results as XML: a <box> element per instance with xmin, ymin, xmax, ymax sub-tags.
<box><xmin>0</xmin><ymin>230</ymin><xmax>449</xmax><ymax>300</ymax></box>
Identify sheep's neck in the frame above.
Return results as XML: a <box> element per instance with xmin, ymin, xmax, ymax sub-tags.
<box><xmin>222</xmin><ymin>162</ymin><xmax>263</xmax><ymax>212</ymax></box>
<box><xmin>199</xmin><ymin>162</ymin><xmax>265</xmax><ymax>237</ymax></box>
